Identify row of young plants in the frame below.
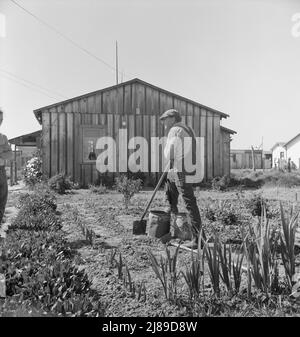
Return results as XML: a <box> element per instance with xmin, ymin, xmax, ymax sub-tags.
<box><xmin>147</xmin><ymin>203</ymin><xmax>300</xmax><ymax>316</ymax></box>
<box><xmin>0</xmin><ymin>188</ymin><xmax>104</xmax><ymax>317</ymax></box>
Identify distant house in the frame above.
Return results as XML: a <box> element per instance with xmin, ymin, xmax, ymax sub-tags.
<box><xmin>9</xmin><ymin>130</ymin><xmax>41</xmax><ymax>169</ymax></box>
<box><xmin>271</xmin><ymin>142</ymin><xmax>286</xmax><ymax>169</ymax></box>
<box><xmin>284</xmin><ymin>133</ymin><xmax>300</xmax><ymax>169</ymax></box>
<box><xmin>230</xmin><ymin>149</ymin><xmax>272</xmax><ymax>169</ymax></box>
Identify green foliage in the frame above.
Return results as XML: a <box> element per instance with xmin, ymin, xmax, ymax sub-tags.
<box><xmin>11</xmin><ymin>190</ymin><xmax>60</xmax><ymax>231</ymax></box>
<box><xmin>244</xmin><ymin>206</ymin><xmax>280</xmax><ymax>296</ymax></box>
<box><xmin>0</xmin><ymin>229</ymin><xmax>104</xmax><ymax>317</ymax></box>
<box><xmin>48</xmin><ymin>174</ymin><xmax>74</xmax><ymax>194</ymax></box>
<box><xmin>231</xmin><ymin>169</ymin><xmax>300</xmax><ymax>189</ymax></box>
<box><xmin>88</xmin><ymin>183</ymin><xmax>107</xmax><ymax>194</ymax></box>
<box><xmin>181</xmin><ymin>231</ymin><xmax>205</xmax><ymax>300</ymax></box>
<box><xmin>204</xmin><ymin>200</ymin><xmax>239</xmax><ymax>226</ymax></box>
<box><xmin>147</xmin><ymin>245</ymin><xmax>181</xmax><ymax>303</ymax></box>
<box><xmin>205</xmin><ymin>236</ymin><xmax>221</xmax><ymax>296</ymax></box>
<box><xmin>279</xmin><ymin>203</ymin><xmax>299</xmax><ymax>290</ymax></box>
<box><xmin>245</xmin><ymin>194</ymin><xmax>270</xmax><ymax>217</ymax></box>
<box><xmin>16</xmin><ymin>189</ymin><xmax>57</xmax><ymax>212</ymax></box>
<box><xmin>23</xmin><ymin>155</ymin><xmax>43</xmax><ymax>188</ymax></box>
<box><xmin>211</xmin><ymin>175</ymin><xmax>232</xmax><ymax>191</ymax></box>
<box><xmin>114</xmin><ymin>175</ymin><xmax>142</xmax><ymax>209</ymax></box>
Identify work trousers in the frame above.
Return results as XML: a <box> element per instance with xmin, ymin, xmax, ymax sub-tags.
<box><xmin>0</xmin><ymin>166</ymin><xmax>8</xmax><ymax>224</ymax></box>
<box><xmin>165</xmin><ymin>171</ymin><xmax>204</xmax><ymax>239</ymax></box>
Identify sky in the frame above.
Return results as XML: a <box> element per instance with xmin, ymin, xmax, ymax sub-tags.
<box><xmin>0</xmin><ymin>0</ymin><xmax>300</xmax><ymax>150</ymax></box>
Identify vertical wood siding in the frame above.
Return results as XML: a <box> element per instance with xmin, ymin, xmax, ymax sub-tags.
<box><xmin>39</xmin><ymin>81</ymin><xmax>232</xmax><ymax>186</ymax></box>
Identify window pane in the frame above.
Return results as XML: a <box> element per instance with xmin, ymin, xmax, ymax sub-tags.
<box><xmin>82</xmin><ymin>128</ymin><xmax>104</xmax><ymax>162</ymax></box>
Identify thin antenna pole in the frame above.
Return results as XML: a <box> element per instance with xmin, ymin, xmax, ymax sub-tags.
<box><xmin>116</xmin><ymin>40</ymin><xmax>119</xmax><ymax>85</ymax></box>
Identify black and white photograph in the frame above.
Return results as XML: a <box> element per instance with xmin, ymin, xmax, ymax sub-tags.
<box><xmin>1</xmin><ymin>0</ymin><xmax>300</xmax><ymax>324</ymax></box>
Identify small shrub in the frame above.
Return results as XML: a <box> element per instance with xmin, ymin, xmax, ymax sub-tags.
<box><xmin>114</xmin><ymin>175</ymin><xmax>142</xmax><ymax>209</ymax></box>
<box><xmin>211</xmin><ymin>175</ymin><xmax>232</xmax><ymax>191</ymax></box>
<box><xmin>48</xmin><ymin>174</ymin><xmax>73</xmax><ymax>194</ymax></box>
<box><xmin>246</xmin><ymin>194</ymin><xmax>271</xmax><ymax>218</ymax></box>
<box><xmin>88</xmin><ymin>183</ymin><xmax>107</xmax><ymax>194</ymax></box>
<box><xmin>204</xmin><ymin>200</ymin><xmax>239</xmax><ymax>226</ymax></box>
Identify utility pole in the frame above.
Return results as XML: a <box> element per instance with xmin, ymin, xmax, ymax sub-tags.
<box><xmin>116</xmin><ymin>40</ymin><xmax>119</xmax><ymax>85</ymax></box>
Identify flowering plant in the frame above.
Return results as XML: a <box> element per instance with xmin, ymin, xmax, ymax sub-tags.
<box><xmin>23</xmin><ymin>155</ymin><xmax>43</xmax><ymax>187</ymax></box>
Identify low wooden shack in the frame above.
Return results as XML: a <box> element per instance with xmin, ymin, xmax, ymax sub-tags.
<box><xmin>33</xmin><ymin>78</ymin><xmax>236</xmax><ymax>187</ymax></box>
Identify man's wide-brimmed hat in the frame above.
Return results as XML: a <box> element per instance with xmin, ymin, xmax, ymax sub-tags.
<box><xmin>159</xmin><ymin>109</ymin><xmax>180</xmax><ymax>120</ymax></box>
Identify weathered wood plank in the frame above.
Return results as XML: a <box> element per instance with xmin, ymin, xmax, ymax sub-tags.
<box><xmin>109</xmin><ymin>89</ymin><xmax>117</xmax><ymax>114</ymax></box>
<box><xmin>80</xmin><ymin>98</ymin><xmax>87</xmax><ymax>114</ymax></box>
<box><xmin>200</xmin><ymin>108</ymin><xmax>207</xmax><ymax>181</ymax></box>
<box><xmin>117</xmin><ymin>86</ymin><xmax>124</xmax><ymax>115</ymax></box>
<box><xmin>150</xmin><ymin>115</ymin><xmax>158</xmax><ymax>181</ymax></box>
<box><xmin>66</xmin><ymin>112</ymin><xmax>74</xmax><ymax>179</ymax></box>
<box><xmin>124</xmin><ymin>84</ymin><xmax>132</xmax><ymax>114</ymax></box>
<box><xmin>193</xmin><ymin>106</ymin><xmax>200</xmax><ymax>137</ymax></box>
<box><xmin>143</xmin><ymin>115</ymin><xmax>151</xmax><ymax>180</ymax></box>
<box><xmin>50</xmin><ymin>108</ymin><xmax>58</xmax><ymax>176</ymax></box>
<box><xmin>137</xmin><ymin>83</ymin><xmax>146</xmax><ymax>115</ymax></box>
<box><xmin>41</xmin><ymin>111</ymin><xmax>51</xmax><ymax>177</ymax></box>
<box><xmin>220</xmin><ymin>131</ymin><xmax>224</xmax><ymax>176</ymax></box>
<box><xmin>213</xmin><ymin>115</ymin><xmax>221</xmax><ymax>177</ymax></box>
<box><xmin>87</xmin><ymin>96</ymin><xmax>95</xmax><ymax>114</ymax></box>
<box><xmin>95</xmin><ymin>93</ymin><xmax>102</xmax><ymax>114</ymax></box>
<box><xmin>59</xmin><ymin>112</ymin><xmax>66</xmax><ymax>174</ymax></box>
<box><xmin>114</xmin><ymin>114</ymin><xmax>121</xmax><ymax>174</ymax></box>
<box><xmin>179</xmin><ymin>100</ymin><xmax>187</xmax><ymax>115</ymax></box>
<box><xmin>73</xmin><ymin>112</ymin><xmax>81</xmax><ymax>183</ymax></box>
<box><xmin>206</xmin><ymin>110</ymin><xmax>213</xmax><ymax>180</ymax></box>
<box><xmin>186</xmin><ymin>115</ymin><xmax>193</xmax><ymax>128</ymax></box>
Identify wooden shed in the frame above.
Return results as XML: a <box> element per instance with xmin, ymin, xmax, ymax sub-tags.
<box><xmin>33</xmin><ymin>78</ymin><xmax>236</xmax><ymax>187</ymax></box>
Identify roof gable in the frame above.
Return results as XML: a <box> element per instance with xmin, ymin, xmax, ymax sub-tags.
<box><xmin>284</xmin><ymin>133</ymin><xmax>300</xmax><ymax>148</ymax></box>
<box><xmin>270</xmin><ymin>142</ymin><xmax>286</xmax><ymax>151</ymax></box>
<box><xmin>33</xmin><ymin>78</ymin><xmax>229</xmax><ymax>123</ymax></box>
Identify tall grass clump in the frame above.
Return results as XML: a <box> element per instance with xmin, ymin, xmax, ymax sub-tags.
<box><xmin>244</xmin><ymin>206</ymin><xmax>279</xmax><ymax>296</ymax></box>
<box><xmin>279</xmin><ymin>203</ymin><xmax>299</xmax><ymax>290</ymax></box>
<box><xmin>147</xmin><ymin>245</ymin><xmax>181</xmax><ymax>303</ymax></box>
<box><xmin>181</xmin><ymin>231</ymin><xmax>206</xmax><ymax>300</ymax></box>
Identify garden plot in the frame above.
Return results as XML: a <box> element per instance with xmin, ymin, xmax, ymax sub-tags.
<box><xmin>2</xmin><ymin>183</ymin><xmax>300</xmax><ymax>317</ymax></box>
<box><xmin>55</xmin><ymin>186</ymin><xmax>300</xmax><ymax>316</ymax></box>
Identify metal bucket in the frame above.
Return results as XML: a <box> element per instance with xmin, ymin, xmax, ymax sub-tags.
<box><xmin>171</xmin><ymin>212</ymin><xmax>193</xmax><ymax>241</ymax></box>
<box><xmin>148</xmin><ymin>210</ymin><xmax>170</xmax><ymax>238</ymax></box>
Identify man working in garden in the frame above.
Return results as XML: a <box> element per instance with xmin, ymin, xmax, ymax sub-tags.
<box><xmin>0</xmin><ymin>109</ymin><xmax>13</xmax><ymax>224</ymax></box>
<box><xmin>160</xmin><ymin>108</ymin><xmax>206</xmax><ymax>249</ymax></box>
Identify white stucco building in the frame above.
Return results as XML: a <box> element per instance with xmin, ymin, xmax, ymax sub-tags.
<box><xmin>285</xmin><ymin>133</ymin><xmax>300</xmax><ymax>169</ymax></box>
<box><xmin>271</xmin><ymin>134</ymin><xmax>300</xmax><ymax>170</ymax></box>
<box><xmin>271</xmin><ymin>142</ymin><xmax>286</xmax><ymax>168</ymax></box>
